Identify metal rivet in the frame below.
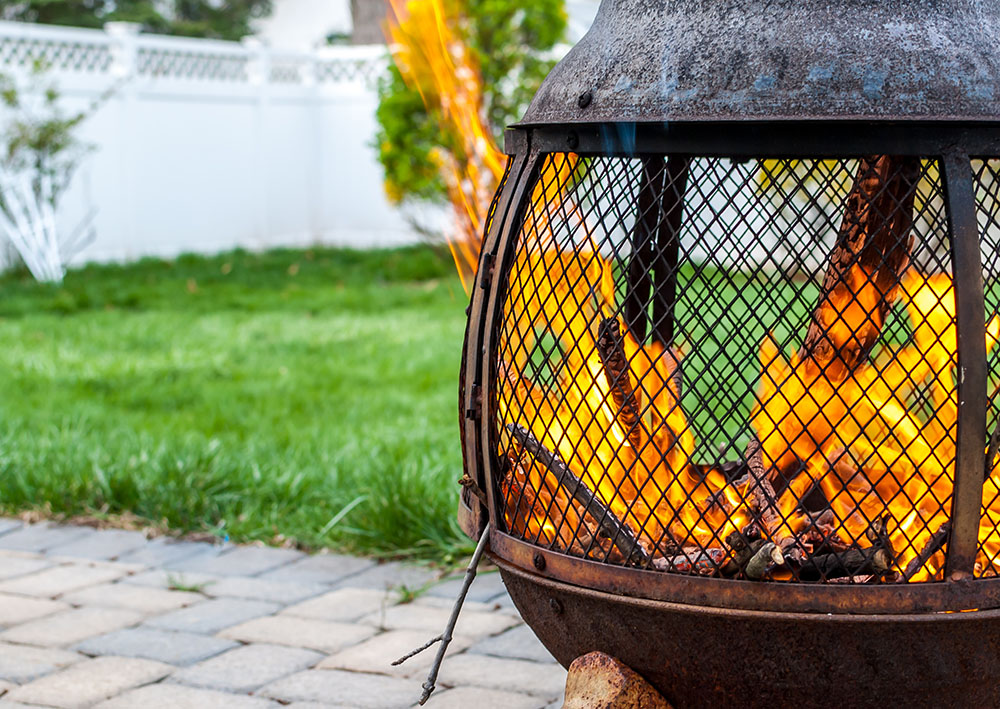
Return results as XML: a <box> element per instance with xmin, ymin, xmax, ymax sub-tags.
<box><xmin>533</xmin><ymin>552</ymin><xmax>546</xmax><ymax>571</ymax></box>
<box><xmin>549</xmin><ymin>597</ymin><xmax>563</xmax><ymax>614</ymax></box>
<box><xmin>577</xmin><ymin>90</ymin><xmax>592</xmax><ymax>108</ymax></box>
<box><xmin>566</xmin><ymin>131</ymin><xmax>579</xmax><ymax>150</ymax></box>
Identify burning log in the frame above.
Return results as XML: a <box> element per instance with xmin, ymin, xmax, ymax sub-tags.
<box><xmin>508</xmin><ymin>424</ymin><xmax>652</xmax><ymax>566</ymax></box>
<box><xmin>865</xmin><ymin>514</ymin><xmax>896</xmax><ymax>567</ymax></box>
<box><xmin>652</xmin><ymin>547</ymin><xmax>726</xmax><ymax>575</ymax></box>
<box><xmin>745</xmin><ymin>542</ymin><xmax>784</xmax><ymax>580</ymax></box>
<box><xmin>826</xmin><ymin>575</ymin><xmax>877</xmax><ymax>584</ymax></box>
<box><xmin>799</xmin><ymin>155</ymin><xmax>921</xmax><ymax>381</ymax></box>
<box><xmin>597</xmin><ymin>317</ymin><xmax>644</xmax><ymax>450</ymax></box>
<box><xmin>797</xmin><ymin>546</ymin><xmax>892</xmax><ymax>581</ymax></box>
<box><xmin>722</xmin><ymin>533</ymin><xmax>784</xmax><ymax>580</ymax></box>
<box><xmin>902</xmin><ymin>522</ymin><xmax>951</xmax><ymax>581</ymax></box>
<box><xmin>744</xmin><ymin>436</ymin><xmax>782</xmax><ymax>537</ymax></box>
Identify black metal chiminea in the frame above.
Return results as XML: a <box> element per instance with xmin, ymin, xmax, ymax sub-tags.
<box><xmin>458</xmin><ymin>2</ymin><xmax>1000</xmax><ymax>706</ymax></box>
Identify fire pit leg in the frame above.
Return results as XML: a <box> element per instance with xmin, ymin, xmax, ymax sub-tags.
<box><xmin>562</xmin><ymin>651</ymin><xmax>673</xmax><ymax>709</ymax></box>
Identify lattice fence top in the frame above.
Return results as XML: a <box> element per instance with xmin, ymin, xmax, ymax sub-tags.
<box><xmin>136</xmin><ymin>46</ymin><xmax>249</xmax><ymax>81</ymax></box>
<box><xmin>0</xmin><ymin>31</ymin><xmax>111</xmax><ymax>73</ymax></box>
<box><xmin>0</xmin><ymin>21</ymin><xmax>385</xmax><ymax>87</ymax></box>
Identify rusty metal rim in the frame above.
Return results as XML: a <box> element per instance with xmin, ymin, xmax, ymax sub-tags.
<box><xmin>505</xmin><ymin>123</ymin><xmax>1000</xmax><ymax>159</ymax></box>
<box><xmin>490</xmin><ymin>530</ymin><xmax>1000</xmax><ymax>615</ymax></box>
<box><xmin>490</xmin><ymin>552</ymin><xmax>1000</xmax><ymax>625</ymax></box>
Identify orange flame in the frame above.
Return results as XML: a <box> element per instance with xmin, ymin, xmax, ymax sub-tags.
<box><xmin>385</xmin><ymin>0</ymin><xmax>506</xmax><ymax>292</ymax></box>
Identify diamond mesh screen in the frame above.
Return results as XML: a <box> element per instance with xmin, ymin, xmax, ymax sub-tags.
<box><xmin>976</xmin><ymin>158</ymin><xmax>1000</xmax><ymax>578</ymax></box>
<box><xmin>489</xmin><ymin>153</ymin><xmax>985</xmax><ymax>584</ymax></box>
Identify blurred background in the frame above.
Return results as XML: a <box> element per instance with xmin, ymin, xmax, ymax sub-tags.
<box><xmin>0</xmin><ymin>0</ymin><xmax>594</xmax><ymax>564</ymax></box>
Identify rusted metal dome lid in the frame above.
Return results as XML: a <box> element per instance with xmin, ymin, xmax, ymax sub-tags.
<box><xmin>521</xmin><ymin>0</ymin><xmax>1000</xmax><ymax>124</ymax></box>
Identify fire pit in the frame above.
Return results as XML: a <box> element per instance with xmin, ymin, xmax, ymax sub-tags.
<box><xmin>456</xmin><ymin>1</ymin><xmax>1000</xmax><ymax>706</ymax></box>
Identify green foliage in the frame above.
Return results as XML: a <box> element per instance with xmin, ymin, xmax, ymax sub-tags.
<box><xmin>0</xmin><ymin>245</ymin><xmax>473</xmax><ymax>560</ymax></box>
<box><xmin>0</xmin><ymin>63</ymin><xmax>92</xmax><ymax>205</ymax></box>
<box><xmin>375</xmin><ymin>0</ymin><xmax>566</xmax><ymax>204</ymax></box>
<box><xmin>2</xmin><ymin>1</ymin><xmax>272</xmax><ymax>41</ymax></box>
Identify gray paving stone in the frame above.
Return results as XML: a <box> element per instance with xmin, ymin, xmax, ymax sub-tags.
<box><xmin>426</xmin><ymin>570</ymin><xmax>508</xmax><ymax>603</ymax></box>
<box><xmin>170</xmin><ymin>643</ymin><xmax>322</xmax><ymax>693</ymax></box>
<box><xmin>75</xmin><ymin>627</ymin><xmax>237</xmax><ymax>665</ymax></box>
<box><xmin>140</xmin><ymin>544</ymin><xmax>227</xmax><ymax>575</ymax></box>
<box><xmin>96</xmin><ymin>683</ymin><xmax>278</xmax><ymax>708</ymax></box>
<box><xmin>261</xmin><ymin>669</ymin><xmax>416</xmax><ymax>708</ymax></box>
<box><xmin>0</xmin><ymin>524</ymin><xmax>93</xmax><ymax>554</ymax></box>
<box><xmin>466</xmin><ymin>624</ymin><xmax>555</xmax><ymax>663</ymax></box>
<box><xmin>220</xmin><ymin>616</ymin><xmax>376</xmax><ymax>653</ymax></box>
<box><xmin>0</xmin><ymin>520</ymin><xmax>22</xmax><ymax>537</ymax></box>
<box><xmin>203</xmin><ymin>576</ymin><xmax>326</xmax><ymax>604</ymax></box>
<box><xmin>0</xmin><ymin>555</ymin><xmax>53</xmax><ymax>582</ymax></box>
<box><xmin>494</xmin><ymin>592</ymin><xmax>518</xmax><ymax>612</ymax></box>
<box><xmin>166</xmin><ymin>545</ymin><xmax>302</xmax><ymax>576</ymax></box>
<box><xmin>1</xmin><ymin>606</ymin><xmax>143</xmax><ymax>648</ymax></box>
<box><xmin>60</xmin><ymin>583</ymin><xmax>203</xmax><ymax>614</ymax></box>
<box><xmin>436</xmin><ymin>654</ymin><xmax>565</xmax><ymax>700</ymax></box>
<box><xmin>0</xmin><ymin>594</ymin><xmax>69</xmax><ymax>627</ymax></box>
<box><xmin>425</xmin><ymin>687</ymin><xmax>547</xmax><ymax>709</ymax></box>
<box><xmin>46</xmin><ymin>530</ymin><xmax>148</xmax><ymax>561</ymax></box>
<box><xmin>359</xmin><ymin>602</ymin><xmax>518</xmax><ymax>637</ymax></box>
<box><xmin>0</xmin><ymin>643</ymin><xmax>83</xmax><ymax>683</ymax></box>
<box><xmin>116</xmin><ymin>539</ymin><xmax>215</xmax><ymax>567</ymax></box>
<box><xmin>0</xmin><ymin>563</ymin><xmax>129</xmax><ymax>598</ymax></box>
<box><xmin>258</xmin><ymin>553</ymin><xmax>375</xmax><ymax>586</ymax></box>
<box><xmin>144</xmin><ymin>598</ymin><xmax>279</xmax><ymax>635</ymax></box>
<box><xmin>331</xmin><ymin>561</ymin><xmax>441</xmax><ymax>593</ymax></box>
<box><xmin>6</xmin><ymin>656</ymin><xmax>171</xmax><ymax>708</ymax></box>
<box><xmin>317</xmin><ymin>630</ymin><xmax>475</xmax><ymax>679</ymax></box>
<box><xmin>280</xmin><ymin>588</ymin><xmax>397</xmax><ymax>622</ymax></box>
<box><xmin>119</xmin><ymin>569</ymin><xmax>219</xmax><ymax>591</ymax></box>
<box><xmin>412</xmin><ymin>596</ymin><xmax>515</xmax><ymax>615</ymax></box>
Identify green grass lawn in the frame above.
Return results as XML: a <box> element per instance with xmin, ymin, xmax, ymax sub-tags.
<box><xmin>0</xmin><ymin>245</ymin><xmax>473</xmax><ymax>561</ymax></box>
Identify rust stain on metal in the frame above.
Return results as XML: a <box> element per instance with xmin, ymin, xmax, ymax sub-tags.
<box><xmin>496</xmin><ymin>556</ymin><xmax>1000</xmax><ymax>709</ymax></box>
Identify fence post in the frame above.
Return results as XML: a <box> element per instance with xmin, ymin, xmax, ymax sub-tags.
<box><xmin>306</xmin><ymin>50</ymin><xmax>325</xmax><ymax>243</ymax></box>
<box><xmin>243</xmin><ymin>37</ymin><xmax>271</xmax><ymax>244</ymax></box>
<box><xmin>105</xmin><ymin>22</ymin><xmax>141</xmax><ymax>257</ymax></box>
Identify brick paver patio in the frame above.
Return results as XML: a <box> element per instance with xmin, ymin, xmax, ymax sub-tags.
<box><xmin>0</xmin><ymin>520</ymin><xmax>566</xmax><ymax>708</ymax></box>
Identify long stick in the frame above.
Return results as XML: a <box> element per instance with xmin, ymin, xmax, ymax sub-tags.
<box><xmin>902</xmin><ymin>522</ymin><xmax>951</xmax><ymax>581</ymax></box>
<box><xmin>597</xmin><ymin>317</ymin><xmax>643</xmax><ymax>450</ymax></box>
<box><xmin>391</xmin><ymin>526</ymin><xmax>491</xmax><ymax>705</ymax></box>
<box><xmin>799</xmin><ymin>156</ymin><xmax>920</xmax><ymax>381</ymax></box>
<box><xmin>508</xmin><ymin>424</ymin><xmax>651</xmax><ymax>566</ymax></box>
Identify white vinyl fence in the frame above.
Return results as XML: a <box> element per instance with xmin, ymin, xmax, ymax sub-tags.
<box><xmin>0</xmin><ymin>20</ymin><xmax>430</xmax><ymax>265</ymax></box>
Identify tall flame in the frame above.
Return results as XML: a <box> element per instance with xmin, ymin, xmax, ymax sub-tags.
<box><xmin>385</xmin><ymin>0</ymin><xmax>506</xmax><ymax>292</ymax></box>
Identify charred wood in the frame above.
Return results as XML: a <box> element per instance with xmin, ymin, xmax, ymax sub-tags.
<box><xmin>799</xmin><ymin>155</ymin><xmax>921</xmax><ymax>380</ymax></box>
<box><xmin>597</xmin><ymin>318</ymin><xmax>644</xmax><ymax>450</ymax></box>
<box><xmin>508</xmin><ymin>424</ymin><xmax>651</xmax><ymax>566</ymax></box>
<box><xmin>744</xmin><ymin>436</ymin><xmax>782</xmax><ymax>537</ymax></box>
<box><xmin>624</xmin><ymin>157</ymin><xmax>663</xmax><ymax>342</ymax></box>
<box><xmin>796</xmin><ymin>546</ymin><xmax>892</xmax><ymax>581</ymax></box>
<box><xmin>652</xmin><ymin>547</ymin><xmax>726</xmax><ymax>576</ymax></box>
<box><xmin>902</xmin><ymin>522</ymin><xmax>951</xmax><ymax>581</ymax></box>
<box><xmin>826</xmin><ymin>574</ymin><xmax>877</xmax><ymax>584</ymax></box>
